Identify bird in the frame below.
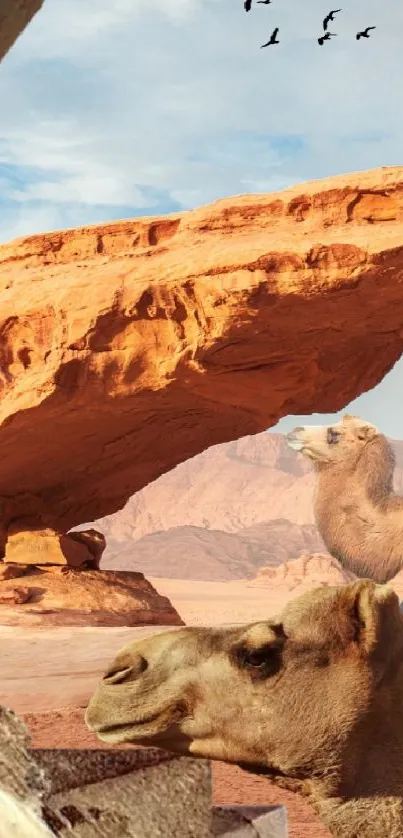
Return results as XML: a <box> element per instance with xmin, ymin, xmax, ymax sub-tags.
<box><xmin>244</xmin><ymin>0</ymin><xmax>252</xmax><ymax>11</ymax></box>
<box><xmin>323</xmin><ymin>9</ymin><xmax>341</xmax><ymax>30</ymax></box>
<box><xmin>318</xmin><ymin>31</ymin><xmax>336</xmax><ymax>45</ymax></box>
<box><xmin>257</xmin><ymin>0</ymin><xmax>272</xmax><ymax>4</ymax></box>
<box><xmin>261</xmin><ymin>27</ymin><xmax>280</xmax><ymax>46</ymax></box>
<box><xmin>356</xmin><ymin>26</ymin><xmax>376</xmax><ymax>40</ymax></box>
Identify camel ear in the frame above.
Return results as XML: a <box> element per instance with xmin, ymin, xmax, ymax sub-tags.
<box><xmin>340</xmin><ymin>580</ymin><xmax>401</xmax><ymax>675</ymax></box>
<box><xmin>355</xmin><ymin>424</ymin><xmax>377</xmax><ymax>441</ymax></box>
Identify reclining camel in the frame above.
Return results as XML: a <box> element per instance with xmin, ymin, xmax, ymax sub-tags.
<box><xmin>286</xmin><ymin>414</ymin><xmax>403</xmax><ymax>583</ymax></box>
<box><xmin>86</xmin><ymin>579</ymin><xmax>403</xmax><ymax>838</ymax></box>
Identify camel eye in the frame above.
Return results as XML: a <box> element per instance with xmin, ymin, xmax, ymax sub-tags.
<box><xmin>327</xmin><ymin>428</ymin><xmax>340</xmax><ymax>445</ymax></box>
<box><xmin>235</xmin><ymin>643</ymin><xmax>282</xmax><ymax>679</ymax></box>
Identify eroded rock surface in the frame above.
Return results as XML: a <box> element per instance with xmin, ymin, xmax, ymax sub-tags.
<box><xmin>0</xmin><ymin>567</ymin><xmax>183</xmax><ymax>627</ymax></box>
<box><xmin>1</xmin><ymin>167</ymin><xmax>403</xmax><ymax>543</ymax></box>
<box><xmin>5</xmin><ymin>528</ymin><xmax>105</xmax><ymax>569</ymax></box>
<box><xmin>249</xmin><ymin>552</ymin><xmax>355</xmax><ymax>592</ymax></box>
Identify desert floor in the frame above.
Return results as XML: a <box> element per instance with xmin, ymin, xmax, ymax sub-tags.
<box><xmin>0</xmin><ymin>577</ymin><xmax>329</xmax><ymax>838</ymax></box>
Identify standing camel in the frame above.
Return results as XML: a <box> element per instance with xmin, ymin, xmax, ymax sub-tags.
<box><xmin>286</xmin><ymin>414</ymin><xmax>403</xmax><ymax>583</ymax></box>
<box><xmin>86</xmin><ymin>579</ymin><xmax>403</xmax><ymax>838</ymax></box>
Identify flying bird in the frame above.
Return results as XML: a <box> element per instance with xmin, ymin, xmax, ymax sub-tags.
<box><xmin>356</xmin><ymin>26</ymin><xmax>376</xmax><ymax>40</ymax></box>
<box><xmin>323</xmin><ymin>9</ymin><xmax>341</xmax><ymax>30</ymax></box>
<box><xmin>261</xmin><ymin>27</ymin><xmax>280</xmax><ymax>46</ymax></box>
<box><xmin>257</xmin><ymin>0</ymin><xmax>272</xmax><ymax>4</ymax></box>
<box><xmin>318</xmin><ymin>31</ymin><xmax>337</xmax><ymax>45</ymax></box>
<box><xmin>244</xmin><ymin>0</ymin><xmax>252</xmax><ymax>11</ymax></box>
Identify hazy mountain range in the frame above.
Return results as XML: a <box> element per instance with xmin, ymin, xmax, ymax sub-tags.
<box><xmin>83</xmin><ymin>432</ymin><xmax>403</xmax><ymax>581</ymax></box>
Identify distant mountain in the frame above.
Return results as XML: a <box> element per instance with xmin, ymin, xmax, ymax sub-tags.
<box><xmin>81</xmin><ymin>431</ymin><xmax>403</xmax><ymax>581</ymax></box>
<box><xmin>103</xmin><ymin>520</ymin><xmax>324</xmax><ymax>581</ymax></box>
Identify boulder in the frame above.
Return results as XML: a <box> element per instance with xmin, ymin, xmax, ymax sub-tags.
<box><xmin>0</xmin><ymin>586</ymin><xmax>32</xmax><ymax>604</ymax></box>
<box><xmin>4</xmin><ymin>528</ymin><xmax>104</xmax><ymax>568</ymax></box>
<box><xmin>0</xmin><ymin>566</ymin><xmax>184</xmax><ymax>626</ymax></box>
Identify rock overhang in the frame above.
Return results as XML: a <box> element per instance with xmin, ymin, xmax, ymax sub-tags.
<box><xmin>0</xmin><ymin>165</ymin><xmax>403</xmax><ymax>545</ymax></box>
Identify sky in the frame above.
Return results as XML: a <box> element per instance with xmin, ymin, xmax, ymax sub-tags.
<box><xmin>0</xmin><ymin>0</ymin><xmax>402</xmax><ymax>436</ymax></box>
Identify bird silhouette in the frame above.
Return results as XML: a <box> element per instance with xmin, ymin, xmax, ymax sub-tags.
<box><xmin>244</xmin><ymin>0</ymin><xmax>252</xmax><ymax>11</ymax></box>
<box><xmin>257</xmin><ymin>0</ymin><xmax>272</xmax><ymax>4</ymax></box>
<box><xmin>318</xmin><ymin>31</ymin><xmax>336</xmax><ymax>45</ymax></box>
<box><xmin>356</xmin><ymin>26</ymin><xmax>376</xmax><ymax>40</ymax></box>
<box><xmin>323</xmin><ymin>9</ymin><xmax>341</xmax><ymax>30</ymax></box>
<box><xmin>261</xmin><ymin>27</ymin><xmax>280</xmax><ymax>46</ymax></box>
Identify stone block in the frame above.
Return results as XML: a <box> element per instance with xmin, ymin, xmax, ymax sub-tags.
<box><xmin>5</xmin><ymin>529</ymin><xmax>95</xmax><ymax>568</ymax></box>
<box><xmin>211</xmin><ymin>804</ymin><xmax>287</xmax><ymax>837</ymax></box>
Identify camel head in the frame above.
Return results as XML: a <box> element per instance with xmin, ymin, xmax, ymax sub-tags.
<box><xmin>86</xmin><ymin>580</ymin><xmax>403</xmax><ymax>794</ymax></box>
<box><xmin>285</xmin><ymin>414</ymin><xmax>379</xmax><ymax>468</ymax></box>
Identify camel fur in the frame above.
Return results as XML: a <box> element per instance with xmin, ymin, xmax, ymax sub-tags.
<box><xmin>86</xmin><ymin>579</ymin><xmax>403</xmax><ymax>838</ymax></box>
<box><xmin>286</xmin><ymin>413</ymin><xmax>403</xmax><ymax>583</ymax></box>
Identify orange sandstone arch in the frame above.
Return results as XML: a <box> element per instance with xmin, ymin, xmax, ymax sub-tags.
<box><xmin>1</xmin><ymin>166</ymin><xmax>403</xmax><ymax>549</ymax></box>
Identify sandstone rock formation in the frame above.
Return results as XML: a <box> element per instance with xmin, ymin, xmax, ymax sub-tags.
<box><xmin>1</xmin><ymin>167</ymin><xmax>403</xmax><ymax>548</ymax></box>
<box><xmin>248</xmin><ymin>553</ymin><xmax>355</xmax><ymax>593</ymax></box>
<box><xmin>0</xmin><ymin>585</ymin><xmax>32</xmax><ymax>604</ymax></box>
<box><xmin>0</xmin><ymin>566</ymin><xmax>183</xmax><ymax>627</ymax></box>
<box><xmin>5</xmin><ymin>527</ymin><xmax>105</xmax><ymax>569</ymax></box>
<box><xmin>0</xmin><ymin>0</ymin><xmax>43</xmax><ymax>63</ymax></box>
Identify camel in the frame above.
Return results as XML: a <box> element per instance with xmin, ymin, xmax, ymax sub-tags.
<box><xmin>86</xmin><ymin>579</ymin><xmax>403</xmax><ymax>838</ymax></box>
<box><xmin>286</xmin><ymin>414</ymin><xmax>403</xmax><ymax>584</ymax></box>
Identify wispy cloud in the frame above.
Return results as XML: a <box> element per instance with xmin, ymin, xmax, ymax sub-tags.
<box><xmin>0</xmin><ymin>0</ymin><xmax>401</xmax><ymax>242</ymax></box>
<box><xmin>0</xmin><ymin>0</ymin><xmax>402</xmax><ymax>432</ymax></box>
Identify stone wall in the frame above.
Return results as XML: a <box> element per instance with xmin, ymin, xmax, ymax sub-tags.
<box><xmin>0</xmin><ymin>706</ymin><xmax>287</xmax><ymax>837</ymax></box>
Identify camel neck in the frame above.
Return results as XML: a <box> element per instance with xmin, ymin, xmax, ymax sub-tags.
<box><xmin>313</xmin><ymin>793</ymin><xmax>403</xmax><ymax>837</ymax></box>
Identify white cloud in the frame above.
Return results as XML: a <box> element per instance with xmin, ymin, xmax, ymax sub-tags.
<box><xmin>0</xmin><ymin>0</ymin><xmax>401</xmax><ymax>244</ymax></box>
<box><xmin>0</xmin><ymin>0</ymin><xmax>401</xmax><ymax>431</ymax></box>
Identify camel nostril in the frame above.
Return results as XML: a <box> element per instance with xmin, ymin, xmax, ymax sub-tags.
<box><xmin>103</xmin><ymin>653</ymin><xmax>148</xmax><ymax>685</ymax></box>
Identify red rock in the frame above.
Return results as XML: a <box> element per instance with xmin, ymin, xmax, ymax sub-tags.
<box><xmin>0</xmin><ymin>563</ymin><xmax>29</xmax><ymax>581</ymax></box>
<box><xmin>0</xmin><ymin>586</ymin><xmax>31</xmax><ymax>604</ymax></box>
<box><xmin>0</xmin><ymin>0</ymin><xmax>43</xmax><ymax>64</ymax></box>
<box><xmin>1</xmin><ymin>167</ymin><xmax>403</xmax><ymax>545</ymax></box>
<box><xmin>4</xmin><ymin>527</ymin><xmax>104</xmax><ymax>568</ymax></box>
<box><xmin>0</xmin><ymin>565</ymin><xmax>183</xmax><ymax>626</ymax></box>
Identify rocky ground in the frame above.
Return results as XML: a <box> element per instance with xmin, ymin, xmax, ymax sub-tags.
<box><xmin>0</xmin><ymin>566</ymin><xmax>182</xmax><ymax>626</ymax></box>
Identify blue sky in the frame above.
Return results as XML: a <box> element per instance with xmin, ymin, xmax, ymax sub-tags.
<box><xmin>1</xmin><ymin>0</ymin><xmax>402</xmax><ymax>436</ymax></box>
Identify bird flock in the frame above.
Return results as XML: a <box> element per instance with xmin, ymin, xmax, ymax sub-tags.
<box><xmin>243</xmin><ymin>4</ymin><xmax>377</xmax><ymax>48</ymax></box>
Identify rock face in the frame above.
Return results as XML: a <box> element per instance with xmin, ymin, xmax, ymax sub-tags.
<box><xmin>1</xmin><ymin>167</ymin><xmax>403</xmax><ymax>547</ymax></box>
<box><xmin>0</xmin><ymin>566</ymin><xmax>184</xmax><ymax>627</ymax></box>
<box><xmin>5</xmin><ymin>527</ymin><xmax>105</xmax><ymax>569</ymax></box>
<box><xmin>0</xmin><ymin>0</ymin><xmax>44</xmax><ymax>63</ymax></box>
<box><xmin>249</xmin><ymin>553</ymin><xmax>355</xmax><ymax>592</ymax></box>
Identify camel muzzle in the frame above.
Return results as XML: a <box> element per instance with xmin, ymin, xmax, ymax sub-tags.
<box><xmin>285</xmin><ymin>428</ymin><xmax>305</xmax><ymax>452</ymax></box>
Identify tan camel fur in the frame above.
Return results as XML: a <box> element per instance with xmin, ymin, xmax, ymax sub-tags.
<box><xmin>86</xmin><ymin>579</ymin><xmax>403</xmax><ymax>838</ymax></box>
<box><xmin>286</xmin><ymin>414</ymin><xmax>403</xmax><ymax>583</ymax></box>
